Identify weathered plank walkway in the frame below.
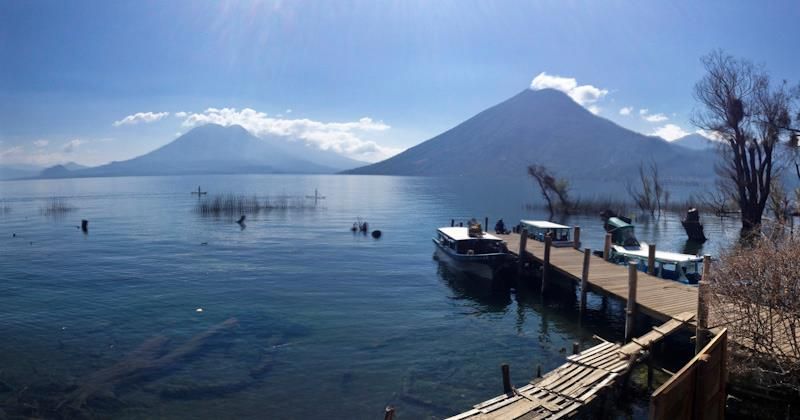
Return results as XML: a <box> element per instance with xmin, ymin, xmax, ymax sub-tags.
<box><xmin>448</xmin><ymin>314</ymin><xmax>695</xmax><ymax>420</ymax></box>
<box><xmin>498</xmin><ymin>233</ymin><xmax>698</xmax><ymax>322</ymax></box>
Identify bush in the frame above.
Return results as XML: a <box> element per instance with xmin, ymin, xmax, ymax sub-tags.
<box><xmin>707</xmin><ymin>235</ymin><xmax>800</xmax><ymax>392</ymax></box>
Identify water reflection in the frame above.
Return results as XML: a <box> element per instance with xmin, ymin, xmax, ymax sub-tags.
<box><xmin>435</xmin><ymin>260</ymin><xmax>512</xmax><ymax>312</ymax></box>
<box><xmin>681</xmin><ymin>239</ymin><xmax>704</xmax><ymax>255</ymax></box>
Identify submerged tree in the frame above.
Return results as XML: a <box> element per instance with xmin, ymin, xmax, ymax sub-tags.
<box><xmin>527</xmin><ymin>164</ymin><xmax>571</xmax><ymax>216</ymax></box>
<box><xmin>693</xmin><ymin>50</ymin><xmax>797</xmax><ymax>236</ymax></box>
<box><xmin>625</xmin><ymin>161</ymin><xmax>669</xmax><ymax>216</ymax></box>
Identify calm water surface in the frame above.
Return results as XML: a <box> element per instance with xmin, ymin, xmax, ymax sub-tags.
<box><xmin>0</xmin><ymin>175</ymin><xmax>740</xmax><ymax>419</ymax></box>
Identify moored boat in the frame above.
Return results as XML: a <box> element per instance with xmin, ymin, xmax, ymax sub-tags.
<box><xmin>519</xmin><ymin>220</ymin><xmax>575</xmax><ymax>247</ymax></box>
<box><xmin>433</xmin><ymin>224</ymin><xmax>511</xmax><ymax>281</ymax></box>
<box><xmin>604</xmin><ymin>217</ymin><xmax>704</xmax><ymax>284</ymax></box>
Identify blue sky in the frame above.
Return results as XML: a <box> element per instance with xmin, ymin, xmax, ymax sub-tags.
<box><xmin>1</xmin><ymin>0</ymin><xmax>799</xmax><ymax>166</ymax></box>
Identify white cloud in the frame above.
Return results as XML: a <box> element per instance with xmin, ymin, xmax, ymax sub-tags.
<box><xmin>619</xmin><ymin>107</ymin><xmax>633</xmax><ymax>116</ymax></box>
<box><xmin>530</xmin><ymin>72</ymin><xmax>608</xmax><ymax>111</ymax></box>
<box><xmin>643</xmin><ymin>113</ymin><xmax>668</xmax><ymax>123</ymax></box>
<box><xmin>285</xmin><ymin>109</ymin><xmax>292</xmax><ymax>114</ymax></box>
<box><xmin>33</xmin><ymin>139</ymin><xmax>49</xmax><ymax>148</ymax></box>
<box><xmin>113</xmin><ymin>111</ymin><xmax>170</xmax><ymax>127</ymax></box>
<box><xmin>180</xmin><ymin>108</ymin><xmax>400</xmax><ymax>162</ymax></box>
<box><xmin>0</xmin><ymin>145</ymin><xmax>24</xmax><ymax>159</ymax></box>
<box><xmin>62</xmin><ymin>139</ymin><xmax>87</xmax><ymax>153</ymax></box>
<box><xmin>695</xmin><ymin>129</ymin><xmax>725</xmax><ymax>142</ymax></box>
<box><xmin>174</xmin><ymin>111</ymin><xmax>188</xmax><ymax>118</ymax></box>
<box><xmin>639</xmin><ymin>109</ymin><xmax>649</xmax><ymax>115</ymax></box>
<box><xmin>652</xmin><ymin>124</ymin><xmax>689</xmax><ymax>141</ymax></box>
<box><xmin>587</xmin><ymin>105</ymin><xmax>601</xmax><ymax>115</ymax></box>
<box><xmin>0</xmin><ymin>144</ymin><xmax>75</xmax><ymax>166</ymax></box>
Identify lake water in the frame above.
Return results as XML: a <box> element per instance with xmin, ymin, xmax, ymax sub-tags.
<box><xmin>0</xmin><ymin>175</ymin><xmax>742</xmax><ymax>419</ymax></box>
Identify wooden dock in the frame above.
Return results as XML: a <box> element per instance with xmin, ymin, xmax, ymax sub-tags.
<box><xmin>447</xmin><ymin>314</ymin><xmax>695</xmax><ymax>420</ymax></box>
<box><xmin>497</xmin><ymin>233</ymin><xmax>699</xmax><ymax>323</ymax></box>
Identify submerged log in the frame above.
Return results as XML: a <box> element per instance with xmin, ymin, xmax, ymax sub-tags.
<box><xmin>57</xmin><ymin>318</ymin><xmax>238</xmax><ymax>412</ymax></box>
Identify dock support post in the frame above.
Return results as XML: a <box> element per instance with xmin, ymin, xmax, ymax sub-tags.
<box><xmin>573</xmin><ymin>226</ymin><xmax>581</xmax><ymax>249</ymax></box>
<box><xmin>648</xmin><ymin>244</ymin><xmax>656</xmax><ymax>275</ymax></box>
<box><xmin>536</xmin><ymin>364</ymin><xmax>542</xmax><ymax>378</ymax></box>
<box><xmin>501</xmin><ymin>364</ymin><xmax>512</xmax><ymax>394</ymax></box>
<box><xmin>485</xmin><ymin>217</ymin><xmax>489</xmax><ymax>232</ymax></box>
<box><xmin>81</xmin><ymin>219</ymin><xmax>89</xmax><ymax>233</ymax></box>
<box><xmin>542</xmin><ymin>236</ymin><xmax>552</xmax><ymax>294</ymax></box>
<box><xmin>518</xmin><ymin>229</ymin><xmax>528</xmax><ymax>271</ymax></box>
<box><xmin>603</xmin><ymin>233</ymin><xmax>612</xmax><ymax>261</ymax></box>
<box><xmin>696</xmin><ymin>254</ymin><xmax>711</xmax><ymax>353</ymax></box>
<box><xmin>580</xmin><ymin>248</ymin><xmax>590</xmax><ymax>314</ymax></box>
<box><xmin>624</xmin><ymin>261</ymin><xmax>638</xmax><ymax>343</ymax></box>
<box><xmin>572</xmin><ymin>342</ymin><xmax>580</xmax><ymax>355</ymax></box>
<box><xmin>384</xmin><ymin>406</ymin><xmax>395</xmax><ymax>420</ymax></box>
<box><xmin>646</xmin><ymin>351</ymin><xmax>654</xmax><ymax>390</ymax></box>
<box><xmin>451</xmin><ymin>219</ymin><xmax>454</xmax><ymax>227</ymax></box>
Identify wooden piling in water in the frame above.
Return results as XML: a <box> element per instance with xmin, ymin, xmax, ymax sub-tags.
<box><xmin>573</xmin><ymin>226</ymin><xmax>581</xmax><ymax>249</ymax></box>
<box><xmin>696</xmin><ymin>254</ymin><xmax>711</xmax><ymax>353</ymax></box>
<box><xmin>518</xmin><ymin>229</ymin><xmax>528</xmax><ymax>270</ymax></box>
<box><xmin>542</xmin><ymin>236</ymin><xmax>552</xmax><ymax>294</ymax></box>
<box><xmin>485</xmin><ymin>217</ymin><xmax>489</xmax><ymax>232</ymax></box>
<box><xmin>624</xmin><ymin>261</ymin><xmax>638</xmax><ymax>342</ymax></box>
<box><xmin>572</xmin><ymin>342</ymin><xmax>580</xmax><ymax>355</ymax></box>
<box><xmin>81</xmin><ymin>219</ymin><xmax>88</xmax><ymax>233</ymax></box>
<box><xmin>580</xmin><ymin>248</ymin><xmax>590</xmax><ymax>313</ymax></box>
<box><xmin>501</xmin><ymin>364</ymin><xmax>512</xmax><ymax>394</ymax></box>
<box><xmin>603</xmin><ymin>233</ymin><xmax>612</xmax><ymax>261</ymax></box>
<box><xmin>451</xmin><ymin>219</ymin><xmax>454</xmax><ymax>227</ymax></box>
<box><xmin>648</xmin><ymin>244</ymin><xmax>656</xmax><ymax>275</ymax></box>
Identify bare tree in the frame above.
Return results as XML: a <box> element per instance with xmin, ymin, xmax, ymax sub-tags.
<box><xmin>626</xmin><ymin>161</ymin><xmax>668</xmax><ymax>216</ymax></box>
<box><xmin>693</xmin><ymin>50</ymin><xmax>796</xmax><ymax>236</ymax></box>
<box><xmin>528</xmin><ymin>164</ymin><xmax>571</xmax><ymax>216</ymax></box>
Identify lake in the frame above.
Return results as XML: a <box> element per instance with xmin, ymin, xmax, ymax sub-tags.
<box><xmin>0</xmin><ymin>174</ymin><xmax>742</xmax><ymax>419</ymax></box>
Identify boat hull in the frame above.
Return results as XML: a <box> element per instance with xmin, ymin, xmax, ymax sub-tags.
<box><xmin>432</xmin><ymin>239</ymin><xmax>510</xmax><ymax>281</ymax></box>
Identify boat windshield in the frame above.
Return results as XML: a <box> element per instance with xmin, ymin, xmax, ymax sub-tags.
<box><xmin>613</xmin><ymin>227</ymin><xmax>639</xmax><ymax>247</ymax></box>
<box><xmin>456</xmin><ymin>239</ymin><xmax>504</xmax><ymax>255</ymax></box>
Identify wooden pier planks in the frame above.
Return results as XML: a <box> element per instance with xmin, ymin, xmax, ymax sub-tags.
<box><xmin>446</xmin><ymin>341</ymin><xmax>623</xmax><ymax>419</ymax></box>
<box><xmin>448</xmin><ymin>316</ymin><xmax>695</xmax><ymax>420</ymax></box>
<box><xmin>498</xmin><ymin>233</ymin><xmax>699</xmax><ymax>322</ymax></box>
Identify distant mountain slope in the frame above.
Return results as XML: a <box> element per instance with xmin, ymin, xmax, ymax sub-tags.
<box><xmin>671</xmin><ymin>133</ymin><xmax>715</xmax><ymax>150</ymax></box>
<box><xmin>37</xmin><ymin>162</ymin><xmax>88</xmax><ymax>178</ymax></box>
<box><xmin>43</xmin><ymin>124</ymin><xmax>362</xmax><ymax>179</ymax></box>
<box><xmin>0</xmin><ymin>164</ymin><xmax>42</xmax><ymax>180</ymax></box>
<box><xmin>344</xmin><ymin>89</ymin><xmax>717</xmax><ymax>180</ymax></box>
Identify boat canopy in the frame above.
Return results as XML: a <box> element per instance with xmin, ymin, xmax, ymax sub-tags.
<box><xmin>520</xmin><ymin>220</ymin><xmax>570</xmax><ymax>230</ymax></box>
<box><xmin>605</xmin><ymin>217</ymin><xmax>639</xmax><ymax>247</ymax></box>
<box><xmin>437</xmin><ymin>227</ymin><xmax>502</xmax><ymax>241</ymax></box>
<box><xmin>605</xmin><ymin>217</ymin><xmax>632</xmax><ymax>230</ymax></box>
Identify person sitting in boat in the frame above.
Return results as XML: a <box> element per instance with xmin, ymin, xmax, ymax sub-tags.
<box><xmin>494</xmin><ymin>219</ymin><xmax>507</xmax><ymax>234</ymax></box>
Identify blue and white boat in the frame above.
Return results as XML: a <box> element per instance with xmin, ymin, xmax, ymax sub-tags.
<box><xmin>433</xmin><ymin>226</ymin><xmax>511</xmax><ymax>280</ymax></box>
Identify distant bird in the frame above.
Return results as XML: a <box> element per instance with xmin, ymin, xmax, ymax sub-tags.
<box><xmin>236</xmin><ymin>215</ymin><xmax>246</xmax><ymax>224</ymax></box>
<box><xmin>201</xmin><ymin>242</ymin><xmax>208</xmax><ymax>246</ymax></box>
<box><xmin>371</xmin><ymin>230</ymin><xmax>382</xmax><ymax>239</ymax></box>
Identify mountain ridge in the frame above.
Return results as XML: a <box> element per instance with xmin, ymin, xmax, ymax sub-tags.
<box><xmin>26</xmin><ymin>124</ymin><xmax>365</xmax><ymax>179</ymax></box>
<box><xmin>344</xmin><ymin>89</ymin><xmax>717</xmax><ymax>180</ymax></box>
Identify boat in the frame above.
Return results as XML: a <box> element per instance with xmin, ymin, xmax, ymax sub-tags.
<box><xmin>519</xmin><ymin>220</ymin><xmax>575</xmax><ymax>247</ymax></box>
<box><xmin>604</xmin><ymin>217</ymin><xmax>704</xmax><ymax>284</ymax></box>
<box><xmin>433</xmin><ymin>223</ymin><xmax>511</xmax><ymax>280</ymax></box>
